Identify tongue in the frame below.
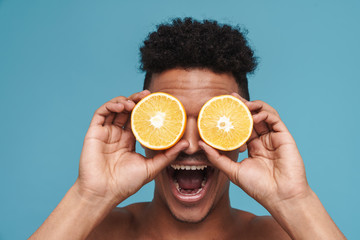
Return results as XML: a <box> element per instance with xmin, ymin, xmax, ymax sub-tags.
<box><xmin>176</xmin><ymin>170</ymin><xmax>204</xmax><ymax>190</ymax></box>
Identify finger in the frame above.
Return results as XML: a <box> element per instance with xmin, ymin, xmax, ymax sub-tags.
<box><xmin>248</xmin><ymin>100</ymin><xmax>280</xmax><ymax>117</ymax></box>
<box><xmin>145</xmin><ymin>140</ymin><xmax>189</xmax><ymax>181</ymax></box>
<box><xmin>231</xmin><ymin>94</ymin><xmax>281</xmax><ymax>143</ymax></box>
<box><xmin>123</xmin><ymin>119</ymin><xmax>132</xmax><ymax>131</ymax></box>
<box><xmin>122</xmin><ymin>99</ymin><xmax>136</xmax><ymax>111</ymax></box>
<box><xmin>231</xmin><ymin>93</ymin><xmax>271</xmax><ymax>132</ymax></box>
<box><xmin>109</xmin><ymin>96</ymin><xmax>136</xmax><ymax>112</ymax></box>
<box><xmin>231</xmin><ymin>92</ymin><xmax>260</xmax><ymax>114</ymax></box>
<box><xmin>247</xmin><ymin>128</ymin><xmax>259</xmax><ymax>143</ymax></box>
<box><xmin>253</xmin><ymin>112</ymin><xmax>271</xmax><ymax>136</ymax></box>
<box><xmin>121</xmin><ymin>90</ymin><xmax>151</xmax><ymax>130</ymax></box>
<box><xmin>108</xmin><ymin>96</ymin><xmax>127</xmax><ymax>104</ymax></box>
<box><xmin>239</xmin><ymin>143</ymin><xmax>247</xmax><ymax>153</ymax></box>
<box><xmin>104</xmin><ymin>112</ymin><xmax>116</xmax><ymax>125</ymax></box>
<box><xmin>90</xmin><ymin>102</ymin><xmax>125</xmax><ymax>127</ymax></box>
<box><xmin>105</xmin><ymin>100</ymin><xmax>135</xmax><ymax>127</ymax></box>
<box><xmin>246</xmin><ymin>101</ymin><xmax>263</xmax><ymax>113</ymax></box>
<box><xmin>231</xmin><ymin>92</ymin><xmax>249</xmax><ymax>103</ymax></box>
<box><xmin>128</xmin><ymin>90</ymin><xmax>151</xmax><ymax>103</ymax></box>
<box><xmin>91</xmin><ymin>96</ymin><xmax>130</xmax><ymax>127</ymax></box>
<box><xmin>113</xmin><ymin>112</ymin><xmax>130</xmax><ymax>129</ymax></box>
<box><xmin>252</xmin><ymin>110</ymin><xmax>288</xmax><ymax>133</ymax></box>
<box><xmin>229</xmin><ymin>93</ymin><xmax>279</xmax><ymax>118</ymax></box>
<box><xmin>107</xmin><ymin>92</ymin><xmax>148</xmax><ymax>106</ymax></box>
<box><xmin>198</xmin><ymin>140</ymin><xmax>238</xmax><ymax>181</ymax></box>
<box><xmin>112</xmin><ymin>100</ymin><xmax>135</xmax><ymax>128</ymax></box>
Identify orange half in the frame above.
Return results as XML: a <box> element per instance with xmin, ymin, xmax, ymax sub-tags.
<box><xmin>131</xmin><ymin>92</ymin><xmax>187</xmax><ymax>150</ymax></box>
<box><xmin>198</xmin><ymin>95</ymin><xmax>253</xmax><ymax>151</ymax></box>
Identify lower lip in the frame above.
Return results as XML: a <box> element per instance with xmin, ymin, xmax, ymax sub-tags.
<box><xmin>167</xmin><ymin>168</ymin><xmax>213</xmax><ymax>204</ymax></box>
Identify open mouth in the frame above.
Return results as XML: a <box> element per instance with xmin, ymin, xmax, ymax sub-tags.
<box><xmin>167</xmin><ymin>163</ymin><xmax>214</xmax><ymax>203</ymax></box>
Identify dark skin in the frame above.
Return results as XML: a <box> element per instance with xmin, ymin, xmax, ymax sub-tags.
<box><xmin>89</xmin><ymin>203</ymin><xmax>289</xmax><ymax>239</ymax></box>
<box><xmin>87</xmin><ymin>68</ymin><xmax>290</xmax><ymax>239</ymax></box>
<box><xmin>30</xmin><ymin>68</ymin><xmax>345</xmax><ymax>240</ymax></box>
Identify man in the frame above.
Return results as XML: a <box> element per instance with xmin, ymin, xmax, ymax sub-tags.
<box><xmin>30</xmin><ymin>18</ymin><xmax>345</xmax><ymax>239</ymax></box>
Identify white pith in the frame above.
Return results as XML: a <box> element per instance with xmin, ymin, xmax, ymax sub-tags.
<box><xmin>150</xmin><ymin>112</ymin><xmax>166</xmax><ymax>128</ymax></box>
<box><xmin>216</xmin><ymin>116</ymin><xmax>234</xmax><ymax>132</ymax></box>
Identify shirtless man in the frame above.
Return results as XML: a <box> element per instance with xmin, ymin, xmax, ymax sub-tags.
<box><xmin>30</xmin><ymin>18</ymin><xmax>345</xmax><ymax>239</ymax></box>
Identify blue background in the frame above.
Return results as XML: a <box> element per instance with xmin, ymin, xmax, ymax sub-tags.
<box><xmin>1</xmin><ymin>1</ymin><xmax>359</xmax><ymax>239</ymax></box>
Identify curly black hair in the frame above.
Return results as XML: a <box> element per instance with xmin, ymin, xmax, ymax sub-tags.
<box><xmin>139</xmin><ymin>17</ymin><xmax>257</xmax><ymax>100</ymax></box>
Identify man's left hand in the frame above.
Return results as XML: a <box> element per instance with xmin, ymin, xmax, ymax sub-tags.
<box><xmin>199</xmin><ymin>93</ymin><xmax>310</xmax><ymax>210</ymax></box>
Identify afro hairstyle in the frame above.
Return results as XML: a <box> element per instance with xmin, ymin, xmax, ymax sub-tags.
<box><xmin>139</xmin><ymin>17</ymin><xmax>257</xmax><ymax>100</ymax></box>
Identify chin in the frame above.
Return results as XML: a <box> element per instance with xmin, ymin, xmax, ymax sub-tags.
<box><xmin>171</xmin><ymin>211</ymin><xmax>210</xmax><ymax>224</ymax></box>
<box><xmin>166</xmin><ymin>197</ymin><xmax>214</xmax><ymax>224</ymax></box>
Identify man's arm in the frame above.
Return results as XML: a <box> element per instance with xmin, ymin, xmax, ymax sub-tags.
<box><xmin>29</xmin><ymin>90</ymin><xmax>188</xmax><ymax>240</ymax></box>
<box><xmin>29</xmin><ymin>182</ymin><xmax>115</xmax><ymax>240</ymax></box>
<box><xmin>200</xmin><ymin>93</ymin><xmax>345</xmax><ymax>239</ymax></box>
<box><xmin>270</xmin><ymin>188</ymin><xmax>344</xmax><ymax>239</ymax></box>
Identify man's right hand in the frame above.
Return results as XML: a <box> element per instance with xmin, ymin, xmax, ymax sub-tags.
<box><xmin>30</xmin><ymin>90</ymin><xmax>189</xmax><ymax>240</ymax></box>
<box><xmin>76</xmin><ymin>90</ymin><xmax>188</xmax><ymax>206</ymax></box>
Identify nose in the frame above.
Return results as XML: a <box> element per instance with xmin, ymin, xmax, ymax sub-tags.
<box><xmin>182</xmin><ymin>117</ymin><xmax>201</xmax><ymax>155</ymax></box>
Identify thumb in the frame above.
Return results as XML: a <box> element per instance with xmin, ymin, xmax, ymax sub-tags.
<box><xmin>198</xmin><ymin>141</ymin><xmax>239</xmax><ymax>183</ymax></box>
<box><xmin>145</xmin><ymin>140</ymin><xmax>189</xmax><ymax>182</ymax></box>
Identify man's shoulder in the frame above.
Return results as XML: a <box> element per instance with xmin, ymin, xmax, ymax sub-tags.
<box><xmin>88</xmin><ymin>205</ymin><xmax>290</xmax><ymax>240</ymax></box>
<box><xmin>87</xmin><ymin>202</ymin><xmax>149</xmax><ymax>240</ymax></box>
<box><xmin>232</xmin><ymin>209</ymin><xmax>290</xmax><ymax>239</ymax></box>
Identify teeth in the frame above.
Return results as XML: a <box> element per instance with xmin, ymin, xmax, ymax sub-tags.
<box><xmin>175</xmin><ymin>181</ymin><xmax>180</xmax><ymax>190</ymax></box>
<box><xmin>201</xmin><ymin>178</ymin><xmax>206</xmax><ymax>187</ymax></box>
<box><xmin>170</xmin><ymin>164</ymin><xmax>208</xmax><ymax>170</ymax></box>
<box><xmin>175</xmin><ymin>182</ymin><xmax>203</xmax><ymax>195</ymax></box>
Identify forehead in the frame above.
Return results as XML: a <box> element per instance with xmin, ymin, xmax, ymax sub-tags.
<box><xmin>148</xmin><ymin>68</ymin><xmax>239</xmax><ymax>94</ymax></box>
<box><xmin>148</xmin><ymin>68</ymin><xmax>239</xmax><ymax>116</ymax></box>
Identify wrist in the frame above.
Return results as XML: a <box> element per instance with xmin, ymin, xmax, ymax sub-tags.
<box><xmin>30</xmin><ymin>181</ymin><xmax>118</xmax><ymax>240</ymax></box>
<box><xmin>269</xmin><ymin>187</ymin><xmax>316</xmax><ymax>225</ymax></box>
<box><xmin>72</xmin><ymin>179</ymin><xmax>119</xmax><ymax>212</ymax></box>
<box><xmin>268</xmin><ymin>188</ymin><xmax>345</xmax><ymax>239</ymax></box>
<box><xmin>269</xmin><ymin>185</ymin><xmax>314</xmax><ymax>212</ymax></box>
<box><xmin>59</xmin><ymin>182</ymin><xmax>117</xmax><ymax>239</ymax></box>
